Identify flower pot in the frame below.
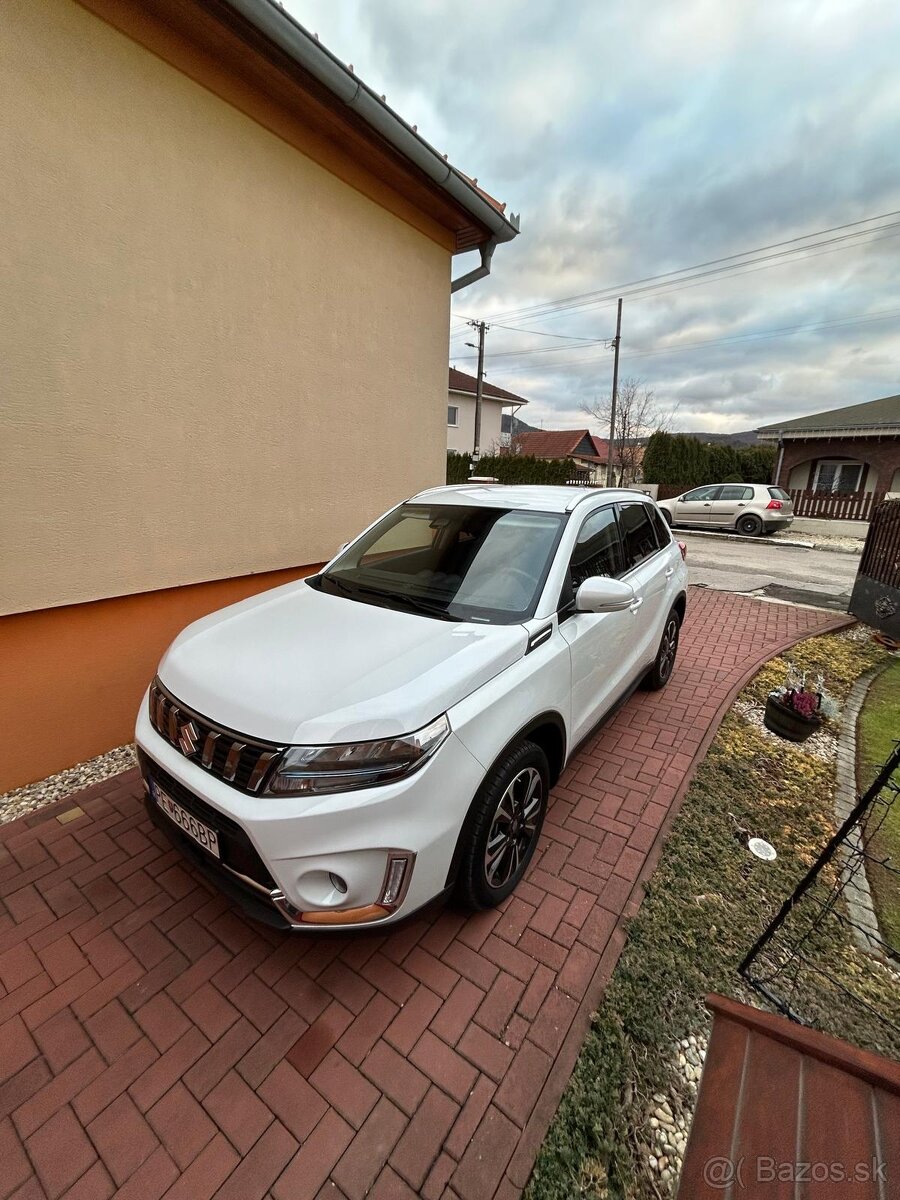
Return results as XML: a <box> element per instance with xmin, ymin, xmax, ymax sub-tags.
<box><xmin>763</xmin><ymin>695</ymin><xmax>822</xmax><ymax>743</ymax></box>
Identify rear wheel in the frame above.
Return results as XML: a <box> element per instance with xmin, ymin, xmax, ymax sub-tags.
<box><xmin>454</xmin><ymin>741</ymin><xmax>549</xmax><ymax>910</ymax></box>
<box><xmin>737</xmin><ymin>513</ymin><xmax>763</xmax><ymax>536</ymax></box>
<box><xmin>642</xmin><ymin>608</ymin><xmax>681</xmax><ymax>691</ymax></box>
<box><xmin>661</xmin><ymin>509</ymin><xmax>673</xmax><ymax>527</ymax></box>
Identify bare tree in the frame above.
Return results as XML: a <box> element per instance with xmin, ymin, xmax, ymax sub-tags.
<box><xmin>582</xmin><ymin>378</ymin><xmax>674</xmax><ymax>486</ymax></box>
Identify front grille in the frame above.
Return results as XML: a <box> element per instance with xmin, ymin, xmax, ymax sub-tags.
<box><xmin>148</xmin><ymin>678</ymin><xmax>285</xmax><ymax>794</ymax></box>
<box><xmin>139</xmin><ymin>750</ymin><xmax>277</xmax><ymax>891</ymax></box>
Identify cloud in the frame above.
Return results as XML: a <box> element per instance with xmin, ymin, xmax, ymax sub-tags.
<box><xmin>289</xmin><ymin>0</ymin><xmax>900</xmax><ymax>432</ymax></box>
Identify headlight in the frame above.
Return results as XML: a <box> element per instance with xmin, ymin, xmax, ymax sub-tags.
<box><xmin>266</xmin><ymin>714</ymin><xmax>450</xmax><ymax>796</ymax></box>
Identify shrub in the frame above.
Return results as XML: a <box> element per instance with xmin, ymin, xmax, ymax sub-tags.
<box><xmin>446</xmin><ymin>451</ymin><xmax>573</xmax><ymax>486</ymax></box>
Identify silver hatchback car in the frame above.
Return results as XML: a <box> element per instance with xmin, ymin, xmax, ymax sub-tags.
<box><xmin>657</xmin><ymin>484</ymin><xmax>794</xmax><ymax>536</ymax></box>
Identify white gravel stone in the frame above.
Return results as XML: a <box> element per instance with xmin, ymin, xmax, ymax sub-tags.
<box><xmin>0</xmin><ymin>744</ymin><xmax>137</xmax><ymax>826</ymax></box>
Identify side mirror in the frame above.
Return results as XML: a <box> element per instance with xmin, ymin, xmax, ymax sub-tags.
<box><xmin>575</xmin><ymin>576</ymin><xmax>635</xmax><ymax>613</ymax></box>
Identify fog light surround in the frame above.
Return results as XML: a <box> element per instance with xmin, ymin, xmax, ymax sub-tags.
<box><xmin>271</xmin><ymin>849</ymin><xmax>416</xmax><ymax>928</ymax></box>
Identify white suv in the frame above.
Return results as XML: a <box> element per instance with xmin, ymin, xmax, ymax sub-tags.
<box><xmin>136</xmin><ymin>485</ymin><xmax>687</xmax><ymax>930</ymax></box>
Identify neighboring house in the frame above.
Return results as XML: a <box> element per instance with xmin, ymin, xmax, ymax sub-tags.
<box><xmin>758</xmin><ymin>394</ymin><xmax>900</xmax><ymax>495</ymax></box>
<box><xmin>447</xmin><ymin>368</ymin><xmax>528</xmax><ymax>454</ymax></box>
<box><xmin>0</xmin><ymin>0</ymin><xmax>518</xmax><ymax>791</ymax></box>
<box><xmin>513</xmin><ymin>430</ymin><xmax>611</xmax><ymax>482</ymax></box>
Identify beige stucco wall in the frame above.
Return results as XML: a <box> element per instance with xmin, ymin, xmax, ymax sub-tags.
<box><xmin>446</xmin><ymin>393</ymin><xmax>507</xmax><ymax>454</ymax></box>
<box><xmin>0</xmin><ymin>0</ymin><xmax>451</xmax><ymax>616</ymax></box>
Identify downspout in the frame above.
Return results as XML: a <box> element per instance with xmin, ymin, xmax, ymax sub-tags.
<box><xmin>451</xmin><ymin>239</ymin><xmax>497</xmax><ymax>294</ymax></box>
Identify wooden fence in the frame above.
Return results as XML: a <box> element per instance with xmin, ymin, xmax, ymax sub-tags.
<box><xmin>788</xmin><ymin>489</ymin><xmax>885</xmax><ymax>521</ymax></box>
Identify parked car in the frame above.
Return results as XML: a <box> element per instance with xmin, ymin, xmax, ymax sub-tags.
<box><xmin>136</xmin><ymin>485</ymin><xmax>688</xmax><ymax>930</ymax></box>
<box><xmin>657</xmin><ymin>484</ymin><xmax>793</xmax><ymax>536</ymax></box>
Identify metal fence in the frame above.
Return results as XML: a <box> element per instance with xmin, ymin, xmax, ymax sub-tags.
<box><xmin>850</xmin><ymin>498</ymin><xmax>900</xmax><ymax>639</ymax></box>
<box><xmin>788</xmin><ymin>488</ymin><xmax>886</xmax><ymax>521</ymax></box>
<box><xmin>739</xmin><ymin>739</ymin><xmax>900</xmax><ymax>1059</ymax></box>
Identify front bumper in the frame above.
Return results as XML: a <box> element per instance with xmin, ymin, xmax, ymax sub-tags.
<box><xmin>135</xmin><ymin>699</ymin><xmax>484</xmax><ymax>930</ymax></box>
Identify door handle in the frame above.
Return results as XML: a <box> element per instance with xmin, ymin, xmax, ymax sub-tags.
<box><xmin>664</xmin><ymin>567</ymin><xmax>675</xmax><ymax>579</ymax></box>
<box><xmin>702</xmin><ymin>502</ymin><xmax>712</xmax><ymax>507</ymax></box>
<box><xmin>629</xmin><ymin>596</ymin><xmax>644</xmax><ymax>612</ymax></box>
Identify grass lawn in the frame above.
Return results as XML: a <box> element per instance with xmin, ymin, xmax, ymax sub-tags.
<box><xmin>858</xmin><ymin>658</ymin><xmax>900</xmax><ymax>950</ymax></box>
<box><xmin>526</xmin><ymin>629</ymin><xmax>899</xmax><ymax>1200</ymax></box>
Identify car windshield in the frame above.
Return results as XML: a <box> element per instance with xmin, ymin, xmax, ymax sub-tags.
<box><xmin>313</xmin><ymin>504</ymin><xmax>566</xmax><ymax>623</ymax></box>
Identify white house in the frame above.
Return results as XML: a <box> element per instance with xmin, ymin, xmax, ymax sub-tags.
<box><xmin>447</xmin><ymin>368</ymin><xmax>528</xmax><ymax>454</ymax></box>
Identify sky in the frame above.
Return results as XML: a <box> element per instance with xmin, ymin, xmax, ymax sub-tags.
<box><xmin>288</xmin><ymin>1</ymin><xmax>900</xmax><ymax>433</ymax></box>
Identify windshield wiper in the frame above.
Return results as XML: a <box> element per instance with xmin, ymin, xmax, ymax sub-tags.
<box><xmin>350</xmin><ymin>582</ymin><xmax>460</xmax><ymax>622</ymax></box>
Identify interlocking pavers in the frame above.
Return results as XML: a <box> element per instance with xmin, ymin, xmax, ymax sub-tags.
<box><xmin>0</xmin><ymin>591</ymin><xmax>848</xmax><ymax>1197</ymax></box>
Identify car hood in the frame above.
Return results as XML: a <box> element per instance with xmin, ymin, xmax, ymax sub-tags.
<box><xmin>157</xmin><ymin>578</ymin><xmax>527</xmax><ymax>745</ymax></box>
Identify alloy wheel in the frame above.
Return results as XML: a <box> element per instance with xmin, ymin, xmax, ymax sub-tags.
<box><xmin>483</xmin><ymin>766</ymin><xmax>543</xmax><ymax>889</ymax></box>
<box><xmin>658</xmin><ymin>616</ymin><xmax>679</xmax><ymax>681</ymax></box>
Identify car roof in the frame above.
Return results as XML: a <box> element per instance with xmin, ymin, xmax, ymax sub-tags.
<box><xmin>409</xmin><ymin>484</ymin><xmax>652</xmax><ymax>513</ymax></box>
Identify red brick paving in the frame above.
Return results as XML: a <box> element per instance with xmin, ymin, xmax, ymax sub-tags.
<box><xmin>0</xmin><ymin>591</ymin><xmax>849</xmax><ymax>1199</ymax></box>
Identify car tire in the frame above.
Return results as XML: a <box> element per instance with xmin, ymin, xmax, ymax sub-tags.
<box><xmin>737</xmin><ymin>514</ymin><xmax>763</xmax><ymax>536</ymax></box>
<box><xmin>642</xmin><ymin>607</ymin><xmax>681</xmax><ymax>691</ymax></box>
<box><xmin>661</xmin><ymin>510</ymin><xmax>673</xmax><ymax>527</ymax></box>
<box><xmin>453</xmin><ymin>740</ymin><xmax>549</xmax><ymax>911</ymax></box>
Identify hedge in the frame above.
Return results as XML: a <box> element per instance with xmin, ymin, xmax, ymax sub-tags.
<box><xmin>446</xmin><ymin>451</ymin><xmax>573</xmax><ymax>486</ymax></box>
<box><xmin>643</xmin><ymin>431</ymin><xmax>775</xmax><ymax>488</ymax></box>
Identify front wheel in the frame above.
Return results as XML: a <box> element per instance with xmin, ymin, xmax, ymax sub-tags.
<box><xmin>454</xmin><ymin>741</ymin><xmax>549</xmax><ymax>911</ymax></box>
<box><xmin>642</xmin><ymin>608</ymin><xmax>681</xmax><ymax>691</ymax></box>
<box><xmin>737</xmin><ymin>513</ymin><xmax>763</xmax><ymax>536</ymax></box>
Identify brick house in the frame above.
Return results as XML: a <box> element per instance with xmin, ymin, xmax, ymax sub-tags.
<box><xmin>758</xmin><ymin>394</ymin><xmax>900</xmax><ymax>497</ymax></box>
<box><xmin>512</xmin><ymin>430</ymin><xmax>611</xmax><ymax>482</ymax></box>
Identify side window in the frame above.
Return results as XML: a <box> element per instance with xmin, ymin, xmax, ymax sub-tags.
<box><xmin>559</xmin><ymin>506</ymin><xmax>624</xmax><ymax>613</ymax></box>
<box><xmin>648</xmin><ymin>504</ymin><xmax>671</xmax><ymax>547</ymax></box>
<box><xmin>720</xmin><ymin>485</ymin><xmax>753</xmax><ymax>501</ymax></box>
<box><xmin>618</xmin><ymin>502</ymin><xmax>658</xmax><ymax>568</ymax></box>
<box><xmin>447</xmin><ymin>405</ymin><xmax>459</xmax><ymax>427</ymax></box>
<box><xmin>682</xmin><ymin>486</ymin><xmax>721</xmax><ymax>502</ymax></box>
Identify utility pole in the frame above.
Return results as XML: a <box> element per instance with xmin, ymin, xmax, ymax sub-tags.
<box><xmin>466</xmin><ymin>319</ymin><xmax>489</xmax><ymax>472</ymax></box>
<box><xmin>606</xmin><ymin>298</ymin><xmax>622</xmax><ymax>486</ymax></box>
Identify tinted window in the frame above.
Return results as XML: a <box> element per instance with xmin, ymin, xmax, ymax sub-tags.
<box><xmin>768</xmin><ymin>487</ymin><xmax>791</xmax><ymax>500</ymax></box>
<box><xmin>648</xmin><ymin>504</ymin><xmax>671</xmax><ymax>547</ymax></box>
<box><xmin>618</xmin><ymin>502</ymin><xmax>658</xmax><ymax>567</ymax></box>
<box><xmin>570</xmin><ymin>507</ymin><xmax>624</xmax><ymax>587</ymax></box>
<box><xmin>720</xmin><ymin>485</ymin><xmax>754</xmax><ymax>500</ymax></box>
<box><xmin>682</xmin><ymin>485</ymin><xmax>722</xmax><ymax>501</ymax></box>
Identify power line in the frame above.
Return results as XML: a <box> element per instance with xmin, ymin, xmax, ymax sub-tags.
<box><xmin>474</xmin><ymin>209</ymin><xmax>900</xmax><ymax>325</ymax></box>
<box><xmin>482</xmin><ymin>307</ymin><xmax>900</xmax><ymax>376</ymax></box>
<box><xmin>457</xmin><ymin>228</ymin><xmax>900</xmax><ymax>365</ymax></box>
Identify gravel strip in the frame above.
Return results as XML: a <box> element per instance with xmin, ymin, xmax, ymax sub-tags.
<box><xmin>0</xmin><ymin>744</ymin><xmax>137</xmax><ymax>826</ymax></box>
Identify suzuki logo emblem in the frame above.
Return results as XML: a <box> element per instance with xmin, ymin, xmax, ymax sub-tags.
<box><xmin>178</xmin><ymin>720</ymin><xmax>199</xmax><ymax>757</ymax></box>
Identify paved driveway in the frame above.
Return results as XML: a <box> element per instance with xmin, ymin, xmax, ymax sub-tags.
<box><xmin>0</xmin><ymin>590</ymin><xmax>849</xmax><ymax>1200</ymax></box>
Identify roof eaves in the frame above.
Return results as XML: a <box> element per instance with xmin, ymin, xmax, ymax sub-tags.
<box><xmin>222</xmin><ymin>0</ymin><xmax>520</xmax><ymax>245</ymax></box>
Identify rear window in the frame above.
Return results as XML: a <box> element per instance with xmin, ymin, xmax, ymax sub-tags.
<box><xmin>768</xmin><ymin>487</ymin><xmax>791</xmax><ymax>501</ymax></box>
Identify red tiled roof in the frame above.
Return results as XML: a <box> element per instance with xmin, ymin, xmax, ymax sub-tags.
<box><xmin>448</xmin><ymin>368</ymin><xmax>528</xmax><ymax>405</ymax></box>
<box><xmin>513</xmin><ymin>429</ymin><xmax>610</xmax><ymax>462</ymax></box>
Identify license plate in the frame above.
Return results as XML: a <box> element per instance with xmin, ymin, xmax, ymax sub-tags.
<box><xmin>155</xmin><ymin>785</ymin><xmax>220</xmax><ymax>859</ymax></box>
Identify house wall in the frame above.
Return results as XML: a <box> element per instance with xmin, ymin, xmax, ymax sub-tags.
<box><xmin>777</xmin><ymin>438</ymin><xmax>900</xmax><ymax>493</ymax></box>
<box><xmin>447</xmin><ymin>394</ymin><xmax>506</xmax><ymax>454</ymax></box>
<box><xmin>1</xmin><ymin>0</ymin><xmax>451</xmax><ymax>618</ymax></box>
<box><xmin>0</xmin><ymin>0</ymin><xmax>454</xmax><ymax>788</ymax></box>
